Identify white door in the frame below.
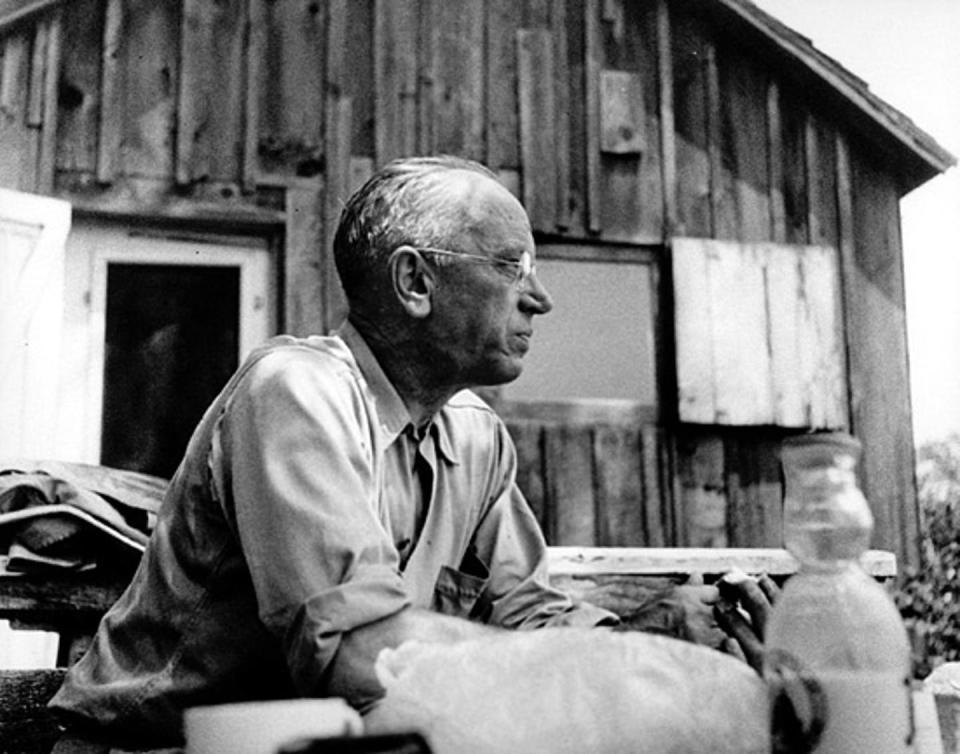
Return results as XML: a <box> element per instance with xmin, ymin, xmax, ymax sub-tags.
<box><xmin>0</xmin><ymin>188</ymin><xmax>71</xmax><ymax>460</ymax></box>
<box><xmin>60</xmin><ymin>223</ymin><xmax>275</xmax><ymax>475</ymax></box>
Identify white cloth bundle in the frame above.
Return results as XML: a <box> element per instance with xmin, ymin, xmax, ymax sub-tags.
<box><xmin>365</xmin><ymin>628</ymin><xmax>769</xmax><ymax>754</ymax></box>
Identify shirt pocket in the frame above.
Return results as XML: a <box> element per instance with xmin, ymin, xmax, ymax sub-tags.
<box><xmin>431</xmin><ymin>549</ymin><xmax>490</xmax><ymax>619</ymax></box>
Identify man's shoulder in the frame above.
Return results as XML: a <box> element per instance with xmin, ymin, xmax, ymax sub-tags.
<box><xmin>236</xmin><ymin>335</ymin><xmax>359</xmax><ymax>394</ymax></box>
<box><xmin>247</xmin><ymin>334</ymin><xmax>355</xmax><ymax>370</ymax></box>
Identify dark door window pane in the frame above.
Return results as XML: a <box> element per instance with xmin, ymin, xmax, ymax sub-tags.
<box><xmin>100</xmin><ymin>264</ymin><xmax>240</xmax><ymax>478</ymax></box>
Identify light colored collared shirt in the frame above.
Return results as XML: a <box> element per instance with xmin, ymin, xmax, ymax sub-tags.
<box><xmin>51</xmin><ymin>323</ymin><xmax>612</xmax><ymax>747</ymax></box>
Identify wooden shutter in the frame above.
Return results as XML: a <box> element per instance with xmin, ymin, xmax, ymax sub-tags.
<box><xmin>672</xmin><ymin>237</ymin><xmax>847</xmax><ymax>428</ymax></box>
<box><xmin>0</xmin><ymin>188</ymin><xmax>71</xmax><ymax>459</ymax></box>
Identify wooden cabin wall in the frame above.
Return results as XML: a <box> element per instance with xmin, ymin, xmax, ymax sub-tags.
<box><xmin>0</xmin><ymin>0</ymin><xmax>919</xmax><ymax>565</ymax></box>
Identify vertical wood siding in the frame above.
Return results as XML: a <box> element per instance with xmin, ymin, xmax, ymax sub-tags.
<box><xmin>0</xmin><ymin>0</ymin><xmax>921</xmax><ymax>561</ymax></box>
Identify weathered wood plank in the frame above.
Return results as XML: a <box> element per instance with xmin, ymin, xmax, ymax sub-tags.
<box><xmin>431</xmin><ymin>0</ymin><xmax>484</xmax><ymax>160</ymax></box>
<box><xmin>674</xmin><ymin>238</ymin><xmax>845</xmax><ymax>428</ymax></box>
<box><xmin>656</xmin><ymin>0</ymin><xmax>676</xmax><ymax>238</ymax></box>
<box><xmin>676</xmin><ymin>431</ymin><xmax>727</xmax><ymax>548</ymax></box>
<box><xmin>780</xmin><ymin>88</ymin><xmax>808</xmax><ymax>244</ymax></box>
<box><xmin>845</xmin><ymin>138</ymin><xmax>920</xmax><ymax>570</ymax></box>
<box><xmin>600</xmin><ymin>70</ymin><xmax>645</xmax><ymax>155</ymax></box>
<box><xmin>55</xmin><ymin>0</ymin><xmax>102</xmax><ymax>179</ymax></box>
<box><xmin>517</xmin><ymin>29</ymin><xmax>557</xmax><ymax>233</ymax></box>
<box><xmin>811</xmin><ymin>119</ymin><xmax>839</xmax><ymax>248</ymax></box>
<box><xmin>560</xmin><ymin>0</ymin><xmax>586</xmax><ymax>234</ymax></box>
<box><xmin>719</xmin><ymin>44</ymin><xmax>770</xmax><ymax>242</ymax></box>
<box><xmin>547</xmin><ymin>546</ymin><xmax>897</xmax><ymax>579</ymax></box>
<box><xmin>641</xmin><ymin>424</ymin><xmax>667</xmax><ymax>547</ymax></box>
<box><xmin>545</xmin><ymin>424</ymin><xmax>595</xmax><ymax>546</ymax></box>
<box><xmin>593</xmin><ymin>425</ymin><xmax>645</xmax><ymax>546</ymax></box>
<box><xmin>416</xmin><ymin>0</ymin><xmax>435</xmax><ymax>155</ymax></box>
<box><xmin>25</xmin><ymin>15</ymin><xmax>45</xmax><ymax>129</ymax></box>
<box><xmin>485</xmin><ymin>0</ymin><xmax>521</xmax><ymax>172</ymax></box>
<box><xmin>35</xmin><ymin>8</ymin><xmax>60</xmax><ymax>194</ymax></box>
<box><xmin>243</xmin><ymin>0</ymin><xmax>265</xmax><ymax>191</ymax></box>
<box><xmin>523</xmin><ymin>0</ymin><xmax>550</xmax><ymax>28</ymax></box>
<box><xmin>322</xmin><ymin>95</ymin><xmax>351</xmax><ymax>332</ymax></box>
<box><xmin>705</xmin><ymin>41</ymin><xmax>727</xmax><ymax>238</ymax></box>
<box><xmin>630</xmin><ymin>0</ymin><xmax>664</xmax><ymax>240</ymax></box>
<box><xmin>118</xmin><ymin>0</ymin><xmax>179</xmax><ymax>180</ymax></box>
<box><xmin>284</xmin><ymin>181</ymin><xmax>324</xmax><ymax>337</ymax></box>
<box><xmin>710</xmin><ymin>244</ymin><xmax>771</xmax><ymax>424</ymax></box>
<box><xmin>374</xmin><ymin>0</ymin><xmax>418</xmax><ymax>165</ymax></box>
<box><xmin>671</xmin><ymin>11</ymin><xmax>710</xmax><ymax>237</ymax></box>
<box><xmin>583</xmin><ymin>0</ymin><xmax>601</xmax><ymax>233</ymax></box>
<box><xmin>22</xmin><ymin>14</ymin><xmax>46</xmax><ymax>192</ymax></box>
<box><xmin>177</xmin><ymin>0</ymin><xmax>246</xmax><ymax>185</ymax></box>
<box><xmin>672</xmin><ymin>237</ymin><xmax>715</xmax><ymax>423</ymax></box>
<box><xmin>550</xmin><ymin>0</ymin><xmax>570</xmax><ymax>230</ymax></box>
<box><xmin>803</xmin><ymin>113</ymin><xmax>820</xmax><ymax>244</ymax></box>
<box><xmin>508</xmin><ymin>421</ymin><xmax>548</xmax><ymax>538</ymax></box>
<box><xmin>723</xmin><ymin>432</ymin><xmax>785</xmax><ymax>548</ymax></box>
<box><xmin>796</xmin><ymin>244</ymin><xmax>847</xmax><ymax>428</ymax></box>
<box><xmin>343</xmin><ymin>0</ymin><xmax>374</xmax><ymax>159</ymax></box>
<box><xmin>321</xmin><ymin>0</ymin><xmax>350</xmax><ymax>332</ymax></box>
<box><xmin>594</xmin><ymin>2</ymin><xmax>659</xmax><ymax>243</ymax></box>
<box><xmin>258</xmin><ymin>0</ymin><xmax>325</xmax><ymax>177</ymax></box>
<box><xmin>96</xmin><ymin>0</ymin><xmax>123</xmax><ymax>184</ymax></box>
<box><xmin>766</xmin><ymin>79</ymin><xmax>786</xmax><ymax>242</ymax></box>
<box><xmin>0</xmin><ymin>30</ymin><xmax>33</xmax><ymax>191</ymax></box>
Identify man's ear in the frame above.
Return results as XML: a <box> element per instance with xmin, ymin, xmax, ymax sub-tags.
<box><xmin>390</xmin><ymin>246</ymin><xmax>435</xmax><ymax>318</ymax></box>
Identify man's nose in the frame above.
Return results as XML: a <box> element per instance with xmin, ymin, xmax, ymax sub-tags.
<box><xmin>521</xmin><ymin>271</ymin><xmax>553</xmax><ymax>314</ymax></box>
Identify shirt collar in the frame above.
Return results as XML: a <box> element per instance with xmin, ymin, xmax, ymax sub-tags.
<box><xmin>337</xmin><ymin>321</ymin><xmax>460</xmax><ymax>465</ymax></box>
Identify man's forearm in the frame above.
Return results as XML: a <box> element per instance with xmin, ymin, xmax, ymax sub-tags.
<box><xmin>324</xmin><ymin>607</ymin><xmax>501</xmax><ymax>709</ymax></box>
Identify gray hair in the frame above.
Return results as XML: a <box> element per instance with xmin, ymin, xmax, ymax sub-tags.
<box><xmin>333</xmin><ymin>155</ymin><xmax>498</xmax><ymax>308</ymax></box>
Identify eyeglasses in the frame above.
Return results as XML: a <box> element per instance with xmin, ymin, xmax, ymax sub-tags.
<box><xmin>414</xmin><ymin>247</ymin><xmax>536</xmax><ymax>290</ymax></box>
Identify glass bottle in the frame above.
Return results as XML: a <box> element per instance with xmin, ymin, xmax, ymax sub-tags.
<box><xmin>764</xmin><ymin>432</ymin><xmax>914</xmax><ymax>753</ymax></box>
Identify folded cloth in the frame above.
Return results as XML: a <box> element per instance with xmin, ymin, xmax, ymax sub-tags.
<box><xmin>0</xmin><ymin>459</ymin><xmax>167</xmax><ymax>574</ymax></box>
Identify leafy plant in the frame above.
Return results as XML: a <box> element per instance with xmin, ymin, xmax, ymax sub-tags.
<box><xmin>894</xmin><ymin>435</ymin><xmax>960</xmax><ymax>678</ymax></box>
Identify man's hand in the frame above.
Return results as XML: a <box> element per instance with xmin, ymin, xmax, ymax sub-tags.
<box><xmin>712</xmin><ymin>570</ymin><xmax>780</xmax><ymax>672</ymax></box>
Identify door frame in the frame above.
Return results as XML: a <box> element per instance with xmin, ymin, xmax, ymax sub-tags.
<box><xmin>59</xmin><ymin>222</ymin><xmax>275</xmax><ymax>463</ymax></box>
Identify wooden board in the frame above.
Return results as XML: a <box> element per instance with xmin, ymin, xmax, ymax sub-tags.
<box><xmin>96</xmin><ymin>0</ymin><xmax>122</xmax><ymax>183</ymax></box>
<box><xmin>115</xmin><ymin>0</ymin><xmax>179</xmax><ymax>180</ymax></box>
<box><xmin>843</xmin><ymin>138</ymin><xmax>920</xmax><ymax>570</ymax></box>
<box><xmin>284</xmin><ymin>181</ymin><xmax>324</xmax><ymax>337</ymax></box>
<box><xmin>0</xmin><ymin>29</ymin><xmax>33</xmax><ymax>190</ymax></box>
<box><xmin>547</xmin><ymin>545</ymin><xmax>897</xmax><ymax>578</ymax></box>
<box><xmin>593</xmin><ymin>425</ymin><xmax>645</xmax><ymax>546</ymax></box>
<box><xmin>545</xmin><ymin>424</ymin><xmax>595</xmax><ymax>545</ymax></box>
<box><xmin>374</xmin><ymin>0</ymin><xmax>418</xmax><ymax>164</ymax></box>
<box><xmin>55</xmin><ymin>0</ymin><xmax>101</xmax><ymax>179</ymax></box>
<box><xmin>485</xmin><ymin>0</ymin><xmax>521</xmax><ymax>171</ymax></box>
<box><xmin>430</xmin><ymin>0</ymin><xmax>484</xmax><ymax>159</ymax></box>
<box><xmin>671</xmin><ymin>10</ymin><xmax>710</xmax><ymax>237</ymax></box>
<box><xmin>517</xmin><ymin>29</ymin><xmax>557</xmax><ymax>232</ymax></box>
<box><xmin>176</xmin><ymin>0</ymin><xmax>246</xmax><ymax>185</ymax></box>
<box><xmin>508</xmin><ymin>421</ymin><xmax>548</xmax><ymax>537</ymax></box>
<box><xmin>718</xmin><ymin>43</ymin><xmax>770</xmax><ymax>242</ymax></box>
<box><xmin>256</xmin><ymin>0</ymin><xmax>325</xmax><ymax>177</ymax></box>
<box><xmin>673</xmin><ymin>237</ymin><xmax>846</xmax><ymax>427</ymax></box>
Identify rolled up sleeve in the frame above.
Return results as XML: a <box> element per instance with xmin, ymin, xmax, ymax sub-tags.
<box><xmin>216</xmin><ymin>348</ymin><xmax>410</xmax><ymax>693</ymax></box>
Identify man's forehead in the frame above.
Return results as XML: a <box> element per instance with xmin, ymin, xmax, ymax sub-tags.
<box><xmin>443</xmin><ymin>170</ymin><xmax>530</xmax><ymax>232</ymax></box>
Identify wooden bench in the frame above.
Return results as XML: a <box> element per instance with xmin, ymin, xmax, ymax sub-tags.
<box><xmin>0</xmin><ymin>546</ymin><xmax>900</xmax><ymax>754</ymax></box>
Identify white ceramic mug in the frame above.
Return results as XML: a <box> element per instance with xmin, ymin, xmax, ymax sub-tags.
<box><xmin>184</xmin><ymin>698</ymin><xmax>363</xmax><ymax>754</ymax></box>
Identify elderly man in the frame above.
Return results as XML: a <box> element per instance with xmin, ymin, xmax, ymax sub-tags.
<box><xmin>50</xmin><ymin>156</ymin><xmax>762</xmax><ymax>750</ymax></box>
